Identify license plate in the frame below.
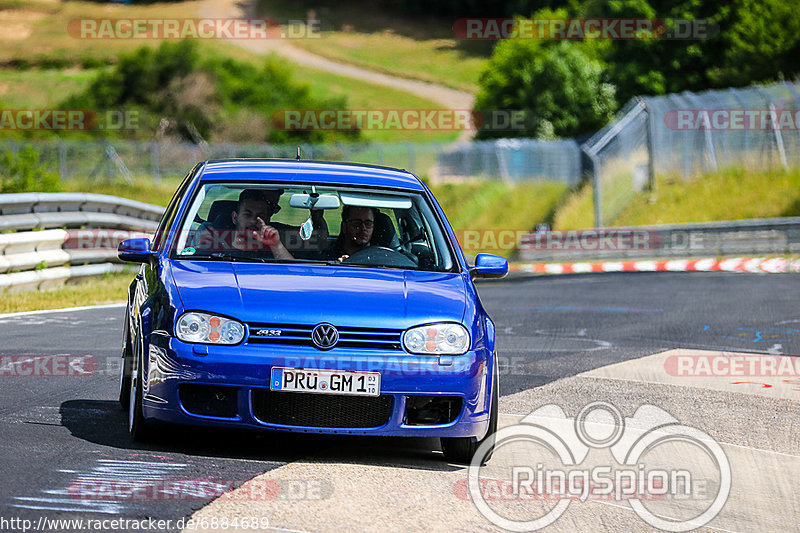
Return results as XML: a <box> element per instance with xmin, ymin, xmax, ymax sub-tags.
<box><xmin>270</xmin><ymin>367</ymin><xmax>381</xmax><ymax>396</ymax></box>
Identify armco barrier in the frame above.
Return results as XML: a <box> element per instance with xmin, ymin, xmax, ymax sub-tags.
<box><xmin>516</xmin><ymin>218</ymin><xmax>800</xmax><ymax>263</ymax></box>
<box><xmin>0</xmin><ymin>193</ymin><xmax>163</xmax><ymax>292</ymax></box>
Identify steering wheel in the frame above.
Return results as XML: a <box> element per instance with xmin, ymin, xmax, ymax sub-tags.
<box><xmin>342</xmin><ymin>246</ymin><xmax>418</xmax><ymax>268</ymax></box>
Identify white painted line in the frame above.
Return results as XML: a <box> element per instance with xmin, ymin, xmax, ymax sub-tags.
<box><xmin>633</xmin><ymin>260</ymin><xmax>658</xmax><ymax>271</ymax></box>
<box><xmin>544</xmin><ymin>263</ymin><xmax>563</xmax><ymax>274</ymax></box>
<box><xmin>592</xmin><ymin>500</ymin><xmax>739</xmax><ymax>533</ymax></box>
<box><xmin>665</xmin><ymin>259</ymin><xmax>689</xmax><ymax>271</ymax></box>
<box><xmin>718</xmin><ymin>258</ymin><xmax>743</xmax><ymax>271</ymax></box>
<box><xmin>0</xmin><ymin>302</ymin><xmax>125</xmax><ymax>319</ymax></box>
<box><xmin>743</xmin><ymin>258</ymin><xmax>765</xmax><ymax>272</ymax></box>
<box><xmin>694</xmin><ymin>258</ymin><xmax>716</xmax><ymax>271</ymax></box>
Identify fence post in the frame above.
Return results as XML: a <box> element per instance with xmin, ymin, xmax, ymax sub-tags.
<box><xmin>58</xmin><ymin>140</ymin><xmax>68</xmax><ymax>181</ymax></box>
<box><xmin>768</xmin><ymin>103</ymin><xmax>788</xmax><ymax>169</ymax></box>
<box><xmin>589</xmin><ymin>153</ymin><xmax>602</xmax><ymax>228</ymax></box>
<box><xmin>405</xmin><ymin>142</ymin><xmax>415</xmax><ymax>171</ymax></box>
<box><xmin>376</xmin><ymin>144</ymin><xmax>384</xmax><ymax>165</ymax></box>
<box><xmin>150</xmin><ymin>142</ymin><xmax>161</xmax><ymax>184</ymax></box>
<box><xmin>642</xmin><ymin>98</ymin><xmax>656</xmax><ymax>190</ymax></box>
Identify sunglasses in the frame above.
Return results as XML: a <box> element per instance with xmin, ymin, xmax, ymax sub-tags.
<box><xmin>346</xmin><ymin>219</ymin><xmax>374</xmax><ymax>229</ymax></box>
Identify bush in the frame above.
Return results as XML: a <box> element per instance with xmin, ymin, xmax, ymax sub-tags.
<box><xmin>0</xmin><ymin>147</ymin><xmax>61</xmax><ymax>193</ymax></box>
<box><xmin>62</xmin><ymin>41</ymin><xmax>360</xmax><ymax>144</ymax></box>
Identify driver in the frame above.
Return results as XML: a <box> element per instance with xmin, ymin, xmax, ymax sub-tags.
<box><xmin>324</xmin><ymin>205</ymin><xmax>376</xmax><ymax>262</ymax></box>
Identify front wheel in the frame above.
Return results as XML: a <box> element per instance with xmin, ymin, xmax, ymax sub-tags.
<box><xmin>441</xmin><ymin>359</ymin><xmax>499</xmax><ymax>465</ymax></box>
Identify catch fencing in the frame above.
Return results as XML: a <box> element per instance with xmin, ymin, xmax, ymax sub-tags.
<box><xmin>0</xmin><ymin>138</ymin><xmax>584</xmax><ymax>186</ymax></box>
<box><xmin>0</xmin><ymin>193</ymin><xmax>162</xmax><ymax>292</ymax></box>
<box><xmin>0</xmin><ymin>139</ymin><xmax>448</xmax><ymax>184</ymax></box>
<box><xmin>585</xmin><ymin>81</ymin><xmax>800</xmax><ymax>226</ymax></box>
<box><xmin>434</xmin><ymin>138</ymin><xmax>582</xmax><ymax>184</ymax></box>
<box><xmin>2</xmin><ymin>82</ymin><xmax>798</xmax><ymax>229</ymax></box>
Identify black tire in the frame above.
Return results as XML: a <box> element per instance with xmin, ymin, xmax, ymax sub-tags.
<box><xmin>128</xmin><ymin>330</ymin><xmax>151</xmax><ymax>441</ymax></box>
<box><xmin>118</xmin><ymin>323</ymin><xmax>132</xmax><ymax>410</ymax></box>
<box><xmin>118</xmin><ymin>354</ymin><xmax>131</xmax><ymax>410</ymax></box>
<box><xmin>441</xmin><ymin>359</ymin><xmax>499</xmax><ymax>465</ymax></box>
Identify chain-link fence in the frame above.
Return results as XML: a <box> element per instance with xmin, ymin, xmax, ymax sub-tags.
<box><xmin>585</xmin><ymin>81</ymin><xmax>800</xmax><ymax>226</ymax></box>
<box><xmin>2</xmin><ymin>81</ymin><xmax>798</xmax><ymax>227</ymax></box>
<box><xmin>434</xmin><ymin>138</ymin><xmax>582</xmax><ymax>185</ymax></box>
<box><xmin>0</xmin><ymin>137</ymin><xmax>584</xmax><ymax>187</ymax></box>
<box><xmin>0</xmin><ymin>139</ymin><xmax>451</xmax><ymax>184</ymax></box>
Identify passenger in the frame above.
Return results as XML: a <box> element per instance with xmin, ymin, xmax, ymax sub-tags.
<box><xmin>325</xmin><ymin>205</ymin><xmax>377</xmax><ymax>262</ymax></box>
<box><xmin>231</xmin><ymin>189</ymin><xmax>294</xmax><ymax>259</ymax></box>
<box><xmin>195</xmin><ymin>189</ymin><xmax>294</xmax><ymax>259</ymax></box>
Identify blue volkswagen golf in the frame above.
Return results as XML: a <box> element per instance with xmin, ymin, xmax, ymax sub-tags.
<box><xmin>118</xmin><ymin>159</ymin><xmax>507</xmax><ymax>464</ymax></box>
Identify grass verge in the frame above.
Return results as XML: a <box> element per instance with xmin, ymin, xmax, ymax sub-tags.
<box><xmin>0</xmin><ymin>1</ymin><xmax>463</xmax><ymax>144</ymax></box>
<box><xmin>429</xmin><ymin>180</ymin><xmax>569</xmax><ymax>258</ymax></box>
<box><xmin>553</xmin><ymin>166</ymin><xmax>800</xmax><ymax>230</ymax></box>
<box><xmin>59</xmin><ymin>176</ymin><xmax>179</xmax><ymax>207</ymax></box>
<box><xmin>0</xmin><ymin>272</ymin><xmax>132</xmax><ymax>314</ymax></box>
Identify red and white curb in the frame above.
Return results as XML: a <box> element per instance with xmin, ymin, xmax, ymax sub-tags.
<box><xmin>509</xmin><ymin>257</ymin><xmax>800</xmax><ymax>275</ymax></box>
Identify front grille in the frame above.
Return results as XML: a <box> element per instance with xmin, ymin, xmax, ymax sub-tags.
<box><xmin>247</xmin><ymin>323</ymin><xmax>402</xmax><ymax>350</ymax></box>
<box><xmin>251</xmin><ymin>390</ymin><xmax>394</xmax><ymax>428</ymax></box>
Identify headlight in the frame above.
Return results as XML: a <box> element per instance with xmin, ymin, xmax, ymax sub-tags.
<box><xmin>176</xmin><ymin>312</ymin><xmax>245</xmax><ymax>345</ymax></box>
<box><xmin>403</xmin><ymin>323</ymin><xmax>470</xmax><ymax>355</ymax></box>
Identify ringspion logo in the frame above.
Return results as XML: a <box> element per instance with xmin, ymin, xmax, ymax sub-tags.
<box><xmin>467</xmin><ymin>402</ymin><xmax>730</xmax><ymax>531</ymax></box>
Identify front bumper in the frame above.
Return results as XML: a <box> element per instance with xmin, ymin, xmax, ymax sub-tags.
<box><xmin>140</xmin><ymin>335</ymin><xmax>493</xmax><ymax>438</ymax></box>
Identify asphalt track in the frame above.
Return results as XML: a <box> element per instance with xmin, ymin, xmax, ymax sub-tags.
<box><xmin>0</xmin><ymin>271</ymin><xmax>798</xmax><ymax>532</ymax></box>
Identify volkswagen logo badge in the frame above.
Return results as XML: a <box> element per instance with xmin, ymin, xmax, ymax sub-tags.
<box><xmin>311</xmin><ymin>323</ymin><xmax>339</xmax><ymax>350</ymax></box>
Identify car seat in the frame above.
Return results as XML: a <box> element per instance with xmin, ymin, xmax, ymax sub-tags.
<box><xmin>206</xmin><ymin>200</ymin><xmax>237</xmax><ymax>229</ymax></box>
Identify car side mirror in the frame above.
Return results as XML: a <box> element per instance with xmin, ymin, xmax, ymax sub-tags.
<box><xmin>470</xmin><ymin>253</ymin><xmax>508</xmax><ymax>279</ymax></box>
<box><xmin>118</xmin><ymin>238</ymin><xmax>152</xmax><ymax>263</ymax></box>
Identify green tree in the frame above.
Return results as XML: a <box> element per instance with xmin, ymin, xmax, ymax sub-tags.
<box><xmin>584</xmin><ymin>0</ymin><xmax>800</xmax><ymax>103</ymax></box>
<box><xmin>474</xmin><ymin>22</ymin><xmax>616</xmax><ymax>139</ymax></box>
<box><xmin>715</xmin><ymin>0</ymin><xmax>800</xmax><ymax>86</ymax></box>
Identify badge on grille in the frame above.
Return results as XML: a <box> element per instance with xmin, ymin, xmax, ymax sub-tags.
<box><xmin>312</xmin><ymin>323</ymin><xmax>339</xmax><ymax>350</ymax></box>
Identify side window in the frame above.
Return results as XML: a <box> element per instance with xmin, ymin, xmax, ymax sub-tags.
<box><xmin>152</xmin><ymin>165</ymin><xmax>198</xmax><ymax>251</ymax></box>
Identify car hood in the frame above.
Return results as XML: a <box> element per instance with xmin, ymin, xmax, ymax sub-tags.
<box><xmin>169</xmin><ymin>261</ymin><xmax>467</xmax><ymax>328</ymax></box>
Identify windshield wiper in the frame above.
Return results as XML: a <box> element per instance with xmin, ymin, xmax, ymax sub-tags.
<box><xmin>206</xmin><ymin>252</ymin><xmax>268</xmax><ymax>263</ymax></box>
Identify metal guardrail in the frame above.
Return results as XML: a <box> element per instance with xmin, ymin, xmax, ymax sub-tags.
<box><xmin>516</xmin><ymin>217</ymin><xmax>800</xmax><ymax>263</ymax></box>
<box><xmin>0</xmin><ymin>193</ymin><xmax>163</xmax><ymax>292</ymax></box>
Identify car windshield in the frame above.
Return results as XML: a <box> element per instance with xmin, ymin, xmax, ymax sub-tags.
<box><xmin>170</xmin><ymin>182</ymin><xmax>456</xmax><ymax>272</ymax></box>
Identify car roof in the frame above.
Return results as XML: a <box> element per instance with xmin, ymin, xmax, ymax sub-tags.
<box><xmin>199</xmin><ymin>159</ymin><xmax>427</xmax><ymax>191</ymax></box>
